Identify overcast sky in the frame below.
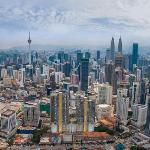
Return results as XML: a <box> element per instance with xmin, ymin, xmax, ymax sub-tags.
<box><xmin>0</xmin><ymin>0</ymin><xmax>150</xmax><ymax>49</ymax></box>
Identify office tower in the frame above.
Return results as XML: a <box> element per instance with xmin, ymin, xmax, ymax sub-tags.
<box><xmin>94</xmin><ymin>83</ymin><xmax>112</xmax><ymax>105</ymax></box>
<box><xmin>131</xmin><ymin>82</ymin><xmax>140</xmax><ymax>106</ymax></box>
<box><xmin>140</xmin><ymin>80</ymin><xmax>146</xmax><ymax>104</ymax></box>
<box><xmin>132</xmin><ymin>104</ymin><xmax>147</xmax><ymax>127</ymax></box>
<box><xmin>64</xmin><ymin>53</ymin><xmax>69</xmax><ymax>62</ymax></box>
<box><xmin>50</xmin><ymin>91</ymin><xmax>69</xmax><ymax>133</ymax></box>
<box><xmin>123</xmin><ymin>54</ymin><xmax>130</xmax><ymax>70</ymax></box>
<box><xmin>115</xmin><ymin>53</ymin><xmax>123</xmax><ymax>67</ymax></box>
<box><xmin>132</xmin><ymin>43</ymin><xmax>139</xmax><ymax>70</ymax></box>
<box><xmin>23</xmin><ymin>101</ymin><xmax>40</xmax><ymax>127</ymax></box>
<box><xmin>58</xmin><ymin>51</ymin><xmax>64</xmax><ymax>63</ymax></box>
<box><xmin>80</xmin><ymin>58</ymin><xmax>89</xmax><ymax>91</ymax></box>
<box><xmin>118</xmin><ymin>37</ymin><xmax>122</xmax><ymax>53</ymax></box>
<box><xmin>106</xmin><ymin>49</ymin><xmax>111</xmax><ymax>62</ymax></box>
<box><xmin>26</xmin><ymin>64</ymin><xmax>33</xmax><ymax>78</ymax></box>
<box><xmin>135</xmin><ymin>68</ymin><xmax>142</xmax><ymax>82</ymax></box>
<box><xmin>111</xmin><ymin>37</ymin><xmax>115</xmax><ymax>61</ymax></box>
<box><xmin>13</xmin><ymin>53</ymin><xmax>18</xmax><ymax>64</ymax></box>
<box><xmin>105</xmin><ymin>62</ymin><xmax>115</xmax><ymax>85</ymax></box>
<box><xmin>85</xmin><ymin>51</ymin><xmax>91</xmax><ymax>59</ymax></box>
<box><xmin>97</xmin><ymin>50</ymin><xmax>100</xmax><ymax>61</ymax></box>
<box><xmin>77</xmin><ymin>52</ymin><xmax>83</xmax><ymax>66</ymax></box>
<box><xmin>63</xmin><ymin>62</ymin><xmax>71</xmax><ymax>77</ymax></box>
<box><xmin>116</xmin><ymin>88</ymin><xmax>129</xmax><ymax>125</ymax></box>
<box><xmin>28</xmin><ymin>32</ymin><xmax>32</xmax><ymax>64</ymax></box>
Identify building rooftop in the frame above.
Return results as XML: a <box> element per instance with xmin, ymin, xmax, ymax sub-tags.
<box><xmin>1</xmin><ymin>109</ymin><xmax>15</xmax><ymax>117</ymax></box>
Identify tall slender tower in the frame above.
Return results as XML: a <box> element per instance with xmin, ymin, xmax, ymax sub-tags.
<box><xmin>28</xmin><ymin>32</ymin><xmax>32</xmax><ymax>64</ymax></box>
<box><xmin>118</xmin><ymin>37</ymin><xmax>122</xmax><ymax>53</ymax></box>
<box><xmin>111</xmin><ymin>37</ymin><xmax>115</xmax><ymax>61</ymax></box>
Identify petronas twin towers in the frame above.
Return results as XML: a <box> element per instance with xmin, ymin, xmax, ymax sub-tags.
<box><xmin>110</xmin><ymin>37</ymin><xmax>122</xmax><ymax>61</ymax></box>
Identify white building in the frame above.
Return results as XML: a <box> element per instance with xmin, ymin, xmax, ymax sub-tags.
<box><xmin>132</xmin><ymin>104</ymin><xmax>147</xmax><ymax>127</ymax></box>
<box><xmin>54</xmin><ymin>72</ymin><xmax>64</xmax><ymax>84</ymax></box>
<box><xmin>116</xmin><ymin>88</ymin><xmax>129</xmax><ymax>125</ymax></box>
<box><xmin>0</xmin><ymin>109</ymin><xmax>16</xmax><ymax>139</ymax></box>
<box><xmin>94</xmin><ymin>83</ymin><xmax>112</xmax><ymax>105</ymax></box>
<box><xmin>43</xmin><ymin>64</ymin><xmax>49</xmax><ymax>77</ymax></box>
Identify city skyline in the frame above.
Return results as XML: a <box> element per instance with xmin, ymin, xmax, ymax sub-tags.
<box><xmin>1</xmin><ymin>0</ymin><xmax>150</xmax><ymax>49</ymax></box>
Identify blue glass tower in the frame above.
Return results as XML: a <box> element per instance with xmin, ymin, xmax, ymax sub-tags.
<box><xmin>132</xmin><ymin>43</ymin><xmax>139</xmax><ymax>70</ymax></box>
<box><xmin>80</xmin><ymin>58</ymin><xmax>89</xmax><ymax>91</ymax></box>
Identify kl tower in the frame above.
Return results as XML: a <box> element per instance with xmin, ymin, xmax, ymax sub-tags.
<box><xmin>28</xmin><ymin>32</ymin><xmax>32</xmax><ymax>64</ymax></box>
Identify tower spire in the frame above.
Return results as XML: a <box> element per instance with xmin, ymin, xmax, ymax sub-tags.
<box><xmin>28</xmin><ymin>32</ymin><xmax>32</xmax><ymax>64</ymax></box>
<box><xmin>28</xmin><ymin>32</ymin><xmax>31</xmax><ymax>45</ymax></box>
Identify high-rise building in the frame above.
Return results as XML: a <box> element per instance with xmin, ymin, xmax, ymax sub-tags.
<box><xmin>111</xmin><ymin>37</ymin><xmax>115</xmax><ymax>61</ymax></box>
<box><xmin>80</xmin><ymin>58</ymin><xmax>89</xmax><ymax>91</ymax></box>
<box><xmin>85</xmin><ymin>51</ymin><xmax>91</xmax><ymax>59</ymax></box>
<box><xmin>132</xmin><ymin>43</ymin><xmax>139</xmax><ymax>70</ymax></box>
<box><xmin>76</xmin><ymin>96</ymin><xmax>95</xmax><ymax>132</ymax></box>
<box><xmin>94</xmin><ymin>83</ymin><xmax>112</xmax><ymax>105</ymax></box>
<box><xmin>115</xmin><ymin>53</ymin><xmax>123</xmax><ymax>67</ymax></box>
<box><xmin>0</xmin><ymin>109</ymin><xmax>16</xmax><ymax>139</ymax></box>
<box><xmin>63</xmin><ymin>62</ymin><xmax>71</xmax><ymax>77</ymax></box>
<box><xmin>132</xmin><ymin>104</ymin><xmax>147</xmax><ymax>127</ymax></box>
<box><xmin>116</xmin><ymin>88</ymin><xmax>129</xmax><ymax>125</ymax></box>
<box><xmin>105</xmin><ymin>62</ymin><xmax>115</xmax><ymax>86</ymax></box>
<box><xmin>77</xmin><ymin>52</ymin><xmax>83</xmax><ymax>66</ymax></box>
<box><xmin>118</xmin><ymin>37</ymin><xmax>122</xmax><ymax>53</ymax></box>
<box><xmin>97</xmin><ymin>50</ymin><xmax>100</xmax><ymax>61</ymax></box>
<box><xmin>23</xmin><ymin>101</ymin><xmax>40</xmax><ymax>127</ymax></box>
<box><xmin>145</xmin><ymin>94</ymin><xmax>150</xmax><ymax>134</ymax></box>
<box><xmin>131</xmin><ymin>82</ymin><xmax>140</xmax><ymax>106</ymax></box>
<box><xmin>106</xmin><ymin>49</ymin><xmax>111</xmax><ymax>62</ymax></box>
<box><xmin>50</xmin><ymin>91</ymin><xmax>69</xmax><ymax>133</ymax></box>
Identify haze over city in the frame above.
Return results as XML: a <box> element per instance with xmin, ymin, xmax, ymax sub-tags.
<box><xmin>1</xmin><ymin>0</ymin><xmax>150</xmax><ymax>49</ymax></box>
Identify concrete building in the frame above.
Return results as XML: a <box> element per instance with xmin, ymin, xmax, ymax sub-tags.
<box><xmin>132</xmin><ymin>104</ymin><xmax>147</xmax><ymax>128</ymax></box>
<box><xmin>50</xmin><ymin>91</ymin><xmax>69</xmax><ymax>133</ymax></box>
<box><xmin>0</xmin><ymin>109</ymin><xmax>16</xmax><ymax>139</ymax></box>
<box><xmin>96</xmin><ymin>104</ymin><xmax>113</xmax><ymax>121</ymax></box>
<box><xmin>94</xmin><ymin>83</ymin><xmax>112</xmax><ymax>105</ymax></box>
<box><xmin>116</xmin><ymin>88</ymin><xmax>129</xmax><ymax>125</ymax></box>
<box><xmin>131</xmin><ymin>82</ymin><xmax>140</xmax><ymax>106</ymax></box>
<box><xmin>23</xmin><ymin>101</ymin><xmax>40</xmax><ymax>127</ymax></box>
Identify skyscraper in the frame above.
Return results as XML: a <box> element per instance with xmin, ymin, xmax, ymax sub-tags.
<box><xmin>145</xmin><ymin>93</ymin><xmax>150</xmax><ymax>135</ymax></box>
<box><xmin>116</xmin><ymin>88</ymin><xmax>129</xmax><ymax>125</ymax></box>
<box><xmin>97</xmin><ymin>50</ymin><xmax>100</xmax><ymax>61</ymax></box>
<box><xmin>80</xmin><ymin>58</ymin><xmax>89</xmax><ymax>91</ymax></box>
<box><xmin>28</xmin><ymin>32</ymin><xmax>32</xmax><ymax>64</ymax></box>
<box><xmin>132</xmin><ymin>43</ymin><xmax>139</xmax><ymax>70</ymax></box>
<box><xmin>118</xmin><ymin>37</ymin><xmax>122</xmax><ymax>53</ymax></box>
<box><xmin>111</xmin><ymin>37</ymin><xmax>115</xmax><ymax>61</ymax></box>
<box><xmin>23</xmin><ymin>101</ymin><xmax>40</xmax><ymax>127</ymax></box>
<box><xmin>50</xmin><ymin>91</ymin><xmax>69</xmax><ymax>133</ymax></box>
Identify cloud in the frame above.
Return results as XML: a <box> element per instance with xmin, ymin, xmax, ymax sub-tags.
<box><xmin>0</xmin><ymin>0</ymin><xmax>150</xmax><ymax>48</ymax></box>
